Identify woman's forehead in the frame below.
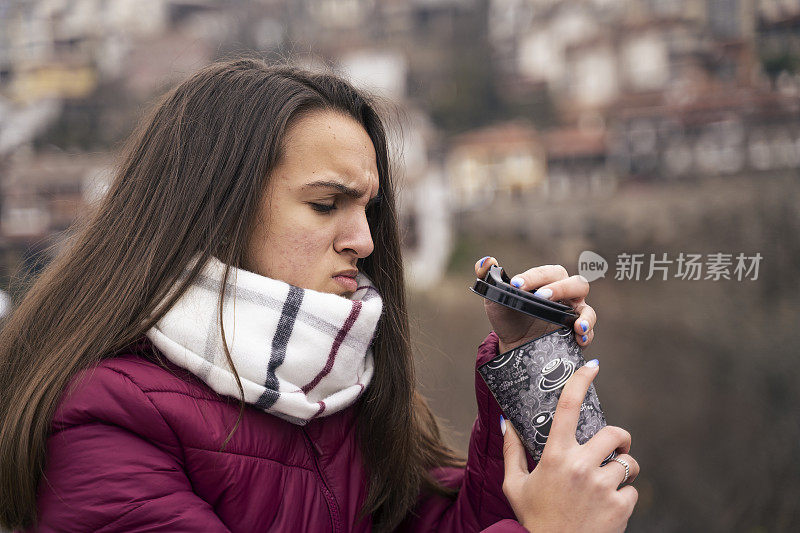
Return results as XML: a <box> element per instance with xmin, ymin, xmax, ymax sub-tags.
<box><xmin>278</xmin><ymin>111</ymin><xmax>379</xmax><ymax>196</ymax></box>
<box><xmin>284</xmin><ymin>110</ymin><xmax>375</xmax><ymax>156</ymax></box>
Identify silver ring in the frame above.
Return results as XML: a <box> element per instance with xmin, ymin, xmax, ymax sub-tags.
<box><xmin>556</xmin><ymin>326</ymin><xmax>572</xmax><ymax>337</ymax></box>
<box><xmin>611</xmin><ymin>457</ymin><xmax>630</xmax><ymax>484</ymax></box>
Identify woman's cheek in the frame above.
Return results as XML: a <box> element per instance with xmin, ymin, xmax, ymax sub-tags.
<box><xmin>282</xmin><ymin>229</ymin><xmax>335</xmax><ymax>283</ymax></box>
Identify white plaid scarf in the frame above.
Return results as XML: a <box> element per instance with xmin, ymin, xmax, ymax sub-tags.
<box><xmin>146</xmin><ymin>256</ymin><xmax>382</xmax><ymax>425</ymax></box>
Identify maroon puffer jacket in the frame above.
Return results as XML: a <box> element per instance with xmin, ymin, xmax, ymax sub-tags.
<box><xmin>26</xmin><ymin>332</ymin><xmax>531</xmax><ymax>532</ymax></box>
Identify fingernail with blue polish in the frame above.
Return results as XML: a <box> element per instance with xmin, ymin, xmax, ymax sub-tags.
<box><xmin>582</xmin><ymin>335</ymin><xmax>588</xmax><ymax>343</ymax></box>
<box><xmin>533</xmin><ymin>288</ymin><xmax>552</xmax><ymax>299</ymax></box>
<box><xmin>479</xmin><ymin>256</ymin><xmax>490</xmax><ymax>267</ymax></box>
<box><xmin>585</xmin><ymin>359</ymin><xmax>599</xmax><ymax>368</ymax></box>
<box><xmin>500</xmin><ymin>415</ymin><xmax>507</xmax><ymax>436</ymax></box>
<box><xmin>510</xmin><ymin>277</ymin><xmax>523</xmax><ymax>288</ymax></box>
<box><xmin>580</xmin><ymin>320</ymin><xmax>589</xmax><ymax>332</ymax></box>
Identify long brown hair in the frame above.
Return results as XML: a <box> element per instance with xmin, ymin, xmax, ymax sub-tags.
<box><xmin>0</xmin><ymin>57</ymin><xmax>464</xmax><ymax>531</ymax></box>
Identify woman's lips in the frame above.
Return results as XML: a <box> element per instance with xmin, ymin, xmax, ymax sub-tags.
<box><xmin>333</xmin><ymin>275</ymin><xmax>358</xmax><ymax>292</ymax></box>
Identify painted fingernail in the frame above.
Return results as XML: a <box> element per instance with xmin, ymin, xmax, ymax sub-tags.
<box><xmin>479</xmin><ymin>256</ymin><xmax>490</xmax><ymax>267</ymax></box>
<box><xmin>582</xmin><ymin>335</ymin><xmax>588</xmax><ymax>343</ymax></box>
<box><xmin>533</xmin><ymin>288</ymin><xmax>552</xmax><ymax>299</ymax></box>
<box><xmin>510</xmin><ymin>277</ymin><xmax>523</xmax><ymax>288</ymax></box>
<box><xmin>500</xmin><ymin>415</ymin><xmax>507</xmax><ymax>436</ymax></box>
<box><xmin>580</xmin><ymin>320</ymin><xmax>589</xmax><ymax>332</ymax></box>
<box><xmin>585</xmin><ymin>359</ymin><xmax>599</xmax><ymax>368</ymax></box>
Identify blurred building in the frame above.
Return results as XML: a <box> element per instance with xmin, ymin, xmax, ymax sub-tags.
<box><xmin>607</xmin><ymin>89</ymin><xmax>800</xmax><ymax>180</ymax></box>
<box><xmin>542</xmin><ymin>125</ymin><xmax>614</xmax><ymax>198</ymax></box>
<box><xmin>0</xmin><ymin>0</ymin><xmax>178</xmax><ymax>104</ymax></box>
<box><xmin>503</xmin><ymin>0</ymin><xmax>605</xmax><ymax>93</ymax></box>
<box><xmin>0</xmin><ymin>0</ymin><xmax>219</xmax><ymax>160</ymax></box>
<box><xmin>0</xmin><ymin>149</ymin><xmax>113</xmax><ymax>280</ymax></box>
<box><xmin>445</xmin><ymin>121</ymin><xmax>546</xmax><ymax>210</ymax></box>
<box><xmin>486</xmin><ymin>0</ymin><xmax>800</xmax><ymax>185</ymax></box>
<box><xmin>1</xmin><ymin>150</ymin><xmax>112</xmax><ymax>238</ymax></box>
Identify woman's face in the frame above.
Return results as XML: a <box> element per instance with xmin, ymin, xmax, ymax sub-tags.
<box><xmin>244</xmin><ymin>109</ymin><xmax>380</xmax><ymax>297</ymax></box>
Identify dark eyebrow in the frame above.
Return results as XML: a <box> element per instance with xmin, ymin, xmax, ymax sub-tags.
<box><xmin>302</xmin><ymin>179</ymin><xmax>379</xmax><ymax>200</ymax></box>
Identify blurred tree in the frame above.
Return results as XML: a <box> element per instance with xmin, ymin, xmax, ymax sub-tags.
<box><xmin>761</xmin><ymin>50</ymin><xmax>800</xmax><ymax>86</ymax></box>
<box><xmin>33</xmin><ymin>78</ymin><xmax>138</xmax><ymax>152</ymax></box>
<box><xmin>424</xmin><ymin>0</ymin><xmax>503</xmax><ymax>135</ymax></box>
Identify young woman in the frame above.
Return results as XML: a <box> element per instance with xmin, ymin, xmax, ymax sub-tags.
<box><xmin>0</xmin><ymin>58</ymin><xmax>638</xmax><ymax>532</ymax></box>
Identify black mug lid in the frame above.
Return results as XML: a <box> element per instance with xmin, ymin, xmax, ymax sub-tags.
<box><xmin>470</xmin><ymin>264</ymin><xmax>578</xmax><ymax>329</ymax></box>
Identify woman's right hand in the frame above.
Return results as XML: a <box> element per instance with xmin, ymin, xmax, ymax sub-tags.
<box><xmin>501</xmin><ymin>362</ymin><xmax>639</xmax><ymax>532</ymax></box>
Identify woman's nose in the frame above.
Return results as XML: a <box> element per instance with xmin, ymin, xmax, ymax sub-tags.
<box><xmin>336</xmin><ymin>211</ymin><xmax>374</xmax><ymax>258</ymax></box>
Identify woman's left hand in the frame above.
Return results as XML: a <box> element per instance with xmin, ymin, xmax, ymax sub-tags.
<box><xmin>474</xmin><ymin>256</ymin><xmax>597</xmax><ymax>354</ymax></box>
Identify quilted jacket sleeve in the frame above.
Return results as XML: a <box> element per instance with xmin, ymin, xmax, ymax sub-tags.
<box><xmin>28</xmin><ymin>365</ymin><xmax>231</xmax><ymax>533</ymax></box>
<box><xmin>399</xmin><ymin>331</ymin><xmax>536</xmax><ymax>532</ymax></box>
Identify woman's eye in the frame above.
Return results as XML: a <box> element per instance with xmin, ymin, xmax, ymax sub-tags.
<box><xmin>310</xmin><ymin>202</ymin><xmax>335</xmax><ymax>213</ymax></box>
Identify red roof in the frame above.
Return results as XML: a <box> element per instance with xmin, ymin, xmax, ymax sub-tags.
<box><xmin>543</xmin><ymin>128</ymin><xmax>606</xmax><ymax>158</ymax></box>
<box><xmin>449</xmin><ymin>121</ymin><xmax>540</xmax><ymax>150</ymax></box>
